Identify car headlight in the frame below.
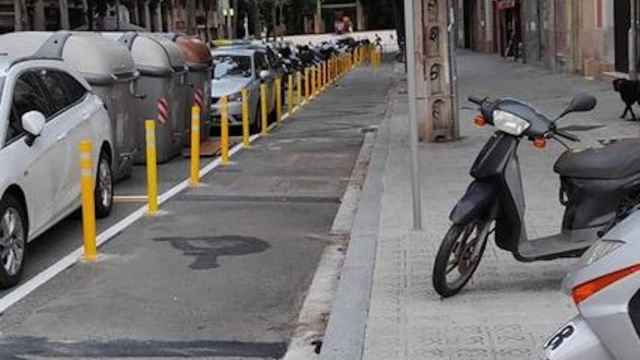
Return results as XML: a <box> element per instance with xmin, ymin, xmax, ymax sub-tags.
<box><xmin>228</xmin><ymin>92</ymin><xmax>243</xmax><ymax>102</ymax></box>
<box><xmin>579</xmin><ymin>239</ymin><xmax>625</xmax><ymax>266</ymax></box>
<box><xmin>492</xmin><ymin>110</ymin><xmax>531</xmax><ymax>136</ymax></box>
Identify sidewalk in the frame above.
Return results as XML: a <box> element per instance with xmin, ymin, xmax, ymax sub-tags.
<box><xmin>0</xmin><ymin>63</ymin><xmax>395</xmax><ymax>359</ymax></box>
<box><xmin>322</xmin><ymin>51</ymin><xmax>634</xmax><ymax>360</ymax></box>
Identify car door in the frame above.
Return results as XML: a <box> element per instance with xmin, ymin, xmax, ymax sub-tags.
<box><xmin>35</xmin><ymin>69</ymin><xmax>92</xmax><ymax>216</ymax></box>
<box><xmin>4</xmin><ymin>71</ymin><xmax>60</xmax><ymax>237</ymax></box>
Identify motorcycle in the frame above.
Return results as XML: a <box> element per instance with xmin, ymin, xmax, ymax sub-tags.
<box><xmin>433</xmin><ymin>94</ymin><xmax>640</xmax><ymax>297</ymax></box>
<box><xmin>543</xmin><ymin>209</ymin><xmax>640</xmax><ymax>360</ymax></box>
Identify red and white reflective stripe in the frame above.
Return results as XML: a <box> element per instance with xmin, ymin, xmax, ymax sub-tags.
<box><xmin>194</xmin><ymin>88</ymin><xmax>204</xmax><ymax>109</ymax></box>
<box><xmin>157</xmin><ymin>97</ymin><xmax>169</xmax><ymax>124</ymax></box>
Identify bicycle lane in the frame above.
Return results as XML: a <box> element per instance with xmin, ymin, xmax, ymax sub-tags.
<box><xmin>0</xmin><ymin>63</ymin><xmax>395</xmax><ymax>359</ymax></box>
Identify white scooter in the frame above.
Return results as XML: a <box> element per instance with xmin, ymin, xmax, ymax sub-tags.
<box><xmin>543</xmin><ymin>210</ymin><xmax>640</xmax><ymax>359</ymax></box>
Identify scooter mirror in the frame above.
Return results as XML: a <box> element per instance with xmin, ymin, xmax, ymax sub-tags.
<box><xmin>557</xmin><ymin>93</ymin><xmax>597</xmax><ymax>120</ymax></box>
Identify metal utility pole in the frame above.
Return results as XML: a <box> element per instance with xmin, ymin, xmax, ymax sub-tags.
<box><xmin>448</xmin><ymin>3</ymin><xmax>460</xmax><ymax>140</ymax></box>
<box><xmin>631</xmin><ymin>0</ymin><xmax>638</xmax><ymax>80</ymax></box>
<box><xmin>403</xmin><ymin>0</ymin><xmax>422</xmax><ymax>230</ymax></box>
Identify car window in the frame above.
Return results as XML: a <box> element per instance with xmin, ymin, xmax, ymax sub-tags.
<box><xmin>36</xmin><ymin>69</ymin><xmax>86</xmax><ymax>118</ymax></box>
<box><xmin>212</xmin><ymin>55</ymin><xmax>252</xmax><ymax>79</ymax></box>
<box><xmin>8</xmin><ymin>73</ymin><xmax>51</xmax><ymax>143</ymax></box>
<box><xmin>60</xmin><ymin>72</ymin><xmax>88</xmax><ymax>103</ymax></box>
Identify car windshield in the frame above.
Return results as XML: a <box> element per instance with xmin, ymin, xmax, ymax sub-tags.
<box><xmin>212</xmin><ymin>55</ymin><xmax>252</xmax><ymax>79</ymax></box>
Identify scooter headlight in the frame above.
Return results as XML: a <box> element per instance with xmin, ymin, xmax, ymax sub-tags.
<box><xmin>579</xmin><ymin>239</ymin><xmax>625</xmax><ymax>267</ymax></box>
<box><xmin>492</xmin><ymin>110</ymin><xmax>531</xmax><ymax>136</ymax></box>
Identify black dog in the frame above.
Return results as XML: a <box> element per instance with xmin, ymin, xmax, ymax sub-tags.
<box><xmin>613</xmin><ymin>78</ymin><xmax>640</xmax><ymax>121</ymax></box>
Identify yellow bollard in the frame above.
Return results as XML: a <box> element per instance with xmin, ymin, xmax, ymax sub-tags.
<box><xmin>145</xmin><ymin>120</ymin><xmax>158</xmax><ymax>216</ymax></box>
<box><xmin>260</xmin><ymin>83</ymin><xmax>268</xmax><ymax>134</ymax></box>
<box><xmin>329</xmin><ymin>58</ymin><xmax>333</xmax><ymax>82</ymax></box>
<box><xmin>321</xmin><ymin>62</ymin><xmax>326</xmax><ymax>89</ymax></box>
<box><xmin>317</xmin><ymin>64</ymin><xmax>322</xmax><ymax>91</ymax></box>
<box><xmin>287</xmin><ymin>74</ymin><xmax>294</xmax><ymax>115</ymax></box>
<box><xmin>220</xmin><ymin>96</ymin><xmax>230</xmax><ymax>165</ymax></box>
<box><xmin>241</xmin><ymin>88</ymin><xmax>250</xmax><ymax>148</ymax></box>
<box><xmin>311</xmin><ymin>67</ymin><xmax>316</xmax><ymax>96</ymax></box>
<box><xmin>304</xmin><ymin>68</ymin><xmax>310</xmax><ymax>100</ymax></box>
<box><xmin>297</xmin><ymin>71</ymin><xmax>303</xmax><ymax>105</ymax></box>
<box><xmin>190</xmin><ymin>106</ymin><xmax>201</xmax><ymax>186</ymax></box>
<box><xmin>275</xmin><ymin>77</ymin><xmax>282</xmax><ymax>124</ymax></box>
<box><xmin>324</xmin><ymin>61</ymin><xmax>328</xmax><ymax>87</ymax></box>
<box><xmin>79</xmin><ymin>140</ymin><xmax>97</xmax><ymax>262</ymax></box>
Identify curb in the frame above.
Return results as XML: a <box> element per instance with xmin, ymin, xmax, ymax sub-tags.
<box><xmin>319</xmin><ymin>97</ymin><xmax>393</xmax><ymax>360</ymax></box>
<box><xmin>330</xmin><ymin>128</ymin><xmax>377</xmax><ymax>237</ymax></box>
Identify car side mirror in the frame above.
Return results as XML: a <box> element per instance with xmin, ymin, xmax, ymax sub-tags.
<box><xmin>22</xmin><ymin>110</ymin><xmax>45</xmax><ymax>146</ymax></box>
<box><xmin>259</xmin><ymin>70</ymin><xmax>271</xmax><ymax>80</ymax></box>
<box><xmin>557</xmin><ymin>93</ymin><xmax>597</xmax><ymax>119</ymax></box>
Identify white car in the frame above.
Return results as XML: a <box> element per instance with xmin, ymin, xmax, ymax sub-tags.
<box><xmin>0</xmin><ymin>56</ymin><xmax>114</xmax><ymax>287</ymax></box>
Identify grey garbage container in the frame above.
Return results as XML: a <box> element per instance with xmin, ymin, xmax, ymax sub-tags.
<box><xmin>102</xmin><ymin>32</ymin><xmax>189</xmax><ymax>164</ymax></box>
<box><xmin>158</xmin><ymin>33</ymin><xmax>212</xmax><ymax>144</ymax></box>
<box><xmin>0</xmin><ymin>31</ymin><xmax>141</xmax><ymax>180</ymax></box>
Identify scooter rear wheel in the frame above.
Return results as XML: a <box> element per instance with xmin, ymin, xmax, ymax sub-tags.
<box><xmin>432</xmin><ymin>219</ymin><xmax>492</xmax><ymax>298</ymax></box>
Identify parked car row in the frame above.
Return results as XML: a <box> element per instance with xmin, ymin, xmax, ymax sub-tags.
<box><xmin>0</xmin><ymin>30</ymin><xmax>212</xmax><ymax>288</ymax></box>
<box><xmin>209</xmin><ymin>36</ymin><xmax>365</xmax><ymax>132</ymax></box>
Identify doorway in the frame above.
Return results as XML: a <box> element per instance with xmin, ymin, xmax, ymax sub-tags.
<box><xmin>615</xmin><ymin>0</ymin><xmax>630</xmax><ymax>73</ymax></box>
<box><xmin>463</xmin><ymin>0</ymin><xmax>473</xmax><ymax>48</ymax></box>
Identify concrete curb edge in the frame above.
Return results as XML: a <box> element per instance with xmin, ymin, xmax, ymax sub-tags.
<box><xmin>319</xmin><ymin>95</ymin><xmax>394</xmax><ymax>360</ymax></box>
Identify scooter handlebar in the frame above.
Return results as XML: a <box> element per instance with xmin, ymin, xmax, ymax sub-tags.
<box><xmin>554</xmin><ymin>128</ymin><xmax>580</xmax><ymax>142</ymax></box>
<box><xmin>468</xmin><ymin>96</ymin><xmax>484</xmax><ymax>106</ymax></box>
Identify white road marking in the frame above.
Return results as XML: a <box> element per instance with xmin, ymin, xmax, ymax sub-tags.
<box><xmin>0</xmin><ymin>109</ymin><xmax>298</xmax><ymax>314</ymax></box>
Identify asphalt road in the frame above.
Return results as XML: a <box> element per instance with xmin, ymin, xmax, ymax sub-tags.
<box><xmin>0</xmin><ymin>64</ymin><xmax>395</xmax><ymax>359</ymax></box>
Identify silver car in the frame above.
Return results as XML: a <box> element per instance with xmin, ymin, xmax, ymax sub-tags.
<box><xmin>544</xmin><ymin>210</ymin><xmax>640</xmax><ymax>360</ymax></box>
<box><xmin>210</xmin><ymin>47</ymin><xmax>277</xmax><ymax>133</ymax></box>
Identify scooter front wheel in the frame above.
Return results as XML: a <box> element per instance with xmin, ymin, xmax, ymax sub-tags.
<box><xmin>432</xmin><ymin>219</ymin><xmax>492</xmax><ymax>298</ymax></box>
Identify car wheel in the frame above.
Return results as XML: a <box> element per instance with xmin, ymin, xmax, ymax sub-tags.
<box><xmin>94</xmin><ymin>151</ymin><xmax>113</xmax><ymax>219</ymax></box>
<box><xmin>0</xmin><ymin>194</ymin><xmax>27</xmax><ymax>288</ymax></box>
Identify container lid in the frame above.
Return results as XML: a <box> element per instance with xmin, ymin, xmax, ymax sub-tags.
<box><xmin>102</xmin><ymin>32</ymin><xmax>186</xmax><ymax>76</ymax></box>
<box><xmin>159</xmin><ymin>33</ymin><xmax>212</xmax><ymax>69</ymax></box>
<box><xmin>0</xmin><ymin>31</ymin><xmax>137</xmax><ymax>84</ymax></box>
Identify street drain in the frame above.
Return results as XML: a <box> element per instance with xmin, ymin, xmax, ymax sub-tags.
<box><xmin>154</xmin><ymin>235</ymin><xmax>270</xmax><ymax>270</ymax></box>
<box><xmin>176</xmin><ymin>194</ymin><xmax>341</xmax><ymax>204</ymax></box>
<box><xmin>0</xmin><ymin>336</ymin><xmax>287</xmax><ymax>359</ymax></box>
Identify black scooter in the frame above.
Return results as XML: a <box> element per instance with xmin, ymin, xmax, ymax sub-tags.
<box><xmin>433</xmin><ymin>94</ymin><xmax>640</xmax><ymax>297</ymax></box>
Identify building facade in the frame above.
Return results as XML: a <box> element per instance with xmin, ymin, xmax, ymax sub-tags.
<box><xmin>0</xmin><ymin>0</ymin><xmax>218</xmax><ymax>40</ymax></box>
<box><xmin>460</xmin><ymin>0</ymin><xmax>638</xmax><ymax>79</ymax></box>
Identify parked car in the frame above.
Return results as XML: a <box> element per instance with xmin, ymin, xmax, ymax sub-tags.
<box><xmin>210</xmin><ymin>46</ymin><xmax>277</xmax><ymax>133</ymax></box>
<box><xmin>0</xmin><ymin>55</ymin><xmax>114</xmax><ymax>287</ymax></box>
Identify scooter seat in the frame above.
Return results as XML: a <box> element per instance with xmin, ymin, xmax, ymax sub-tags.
<box><xmin>554</xmin><ymin>138</ymin><xmax>640</xmax><ymax>180</ymax></box>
